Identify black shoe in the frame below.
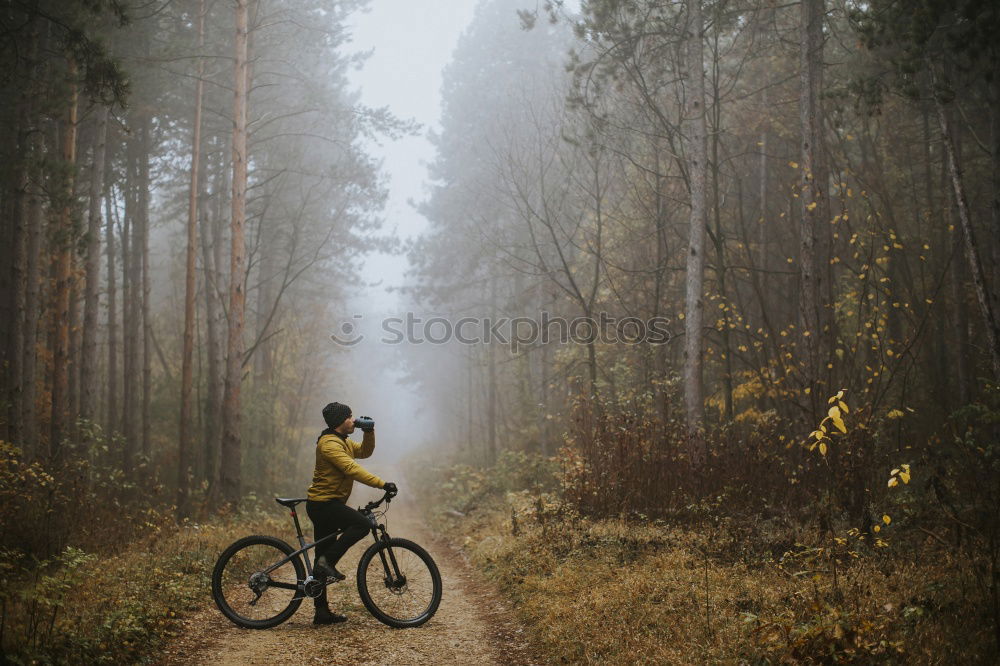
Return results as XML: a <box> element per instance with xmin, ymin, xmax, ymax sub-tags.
<box><xmin>313</xmin><ymin>607</ymin><xmax>348</xmax><ymax>625</ymax></box>
<box><xmin>314</xmin><ymin>556</ymin><xmax>346</xmax><ymax>582</ymax></box>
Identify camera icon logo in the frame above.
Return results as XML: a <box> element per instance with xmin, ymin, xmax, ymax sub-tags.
<box><xmin>330</xmin><ymin>314</ymin><xmax>364</xmax><ymax>346</ymax></box>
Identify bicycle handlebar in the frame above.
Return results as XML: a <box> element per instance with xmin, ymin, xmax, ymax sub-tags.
<box><xmin>361</xmin><ymin>488</ymin><xmax>397</xmax><ymax>513</ymax></box>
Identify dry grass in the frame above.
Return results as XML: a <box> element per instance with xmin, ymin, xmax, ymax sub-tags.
<box><xmin>0</xmin><ymin>510</ymin><xmax>290</xmax><ymax>664</ymax></box>
<box><xmin>437</xmin><ymin>491</ymin><xmax>996</xmax><ymax>665</ymax></box>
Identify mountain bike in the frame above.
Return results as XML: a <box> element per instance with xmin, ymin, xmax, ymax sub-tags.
<box><xmin>211</xmin><ymin>489</ymin><xmax>442</xmax><ymax>629</ymax></box>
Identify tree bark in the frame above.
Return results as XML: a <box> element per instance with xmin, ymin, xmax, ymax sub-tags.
<box><xmin>798</xmin><ymin>0</ymin><xmax>825</xmax><ymax>411</ymax></box>
<box><xmin>709</xmin><ymin>27</ymin><xmax>733</xmax><ymax>422</ymax></box>
<box><xmin>139</xmin><ymin>119</ymin><xmax>152</xmax><ymax>460</ymax></box>
<box><xmin>758</xmin><ymin>85</ymin><xmax>769</xmax><ymax>304</ymax></box>
<box><xmin>105</xmin><ymin>188</ymin><xmax>118</xmax><ymax>435</ymax></box>
<box><xmin>221</xmin><ymin>0</ymin><xmax>250</xmax><ymax>504</ymax></box>
<box><xmin>990</xmin><ymin>76</ymin><xmax>1000</xmax><ymax>328</ymax></box>
<box><xmin>179</xmin><ymin>0</ymin><xmax>205</xmax><ymax>514</ymax></box>
<box><xmin>683</xmin><ymin>0</ymin><xmax>708</xmax><ymax>465</ymax></box>
<box><xmin>123</xmin><ymin>133</ymin><xmax>139</xmax><ymax>473</ymax></box>
<box><xmin>6</xmin><ymin>19</ymin><xmax>40</xmax><ymax>449</ymax></box>
<box><xmin>253</xmin><ymin>234</ymin><xmax>276</xmax><ymax>386</ymax></box>
<box><xmin>487</xmin><ymin>279</ymin><xmax>497</xmax><ymax>466</ymax></box>
<box><xmin>22</xmin><ymin>150</ymin><xmax>44</xmax><ymax>457</ymax></box>
<box><xmin>934</xmin><ymin>86</ymin><xmax>1000</xmax><ymax>380</ymax></box>
<box><xmin>200</xmin><ymin>147</ymin><xmax>224</xmax><ymax>491</ymax></box>
<box><xmin>81</xmin><ymin>106</ymin><xmax>109</xmax><ymax>426</ymax></box>
<box><xmin>68</xmin><ymin>273</ymin><xmax>80</xmax><ymax>441</ymax></box>
<box><xmin>50</xmin><ymin>55</ymin><xmax>78</xmax><ymax>457</ymax></box>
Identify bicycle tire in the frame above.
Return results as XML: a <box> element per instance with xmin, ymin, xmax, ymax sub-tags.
<box><xmin>212</xmin><ymin>535</ymin><xmax>305</xmax><ymax>629</ymax></box>
<box><xmin>356</xmin><ymin>537</ymin><xmax>442</xmax><ymax>628</ymax></box>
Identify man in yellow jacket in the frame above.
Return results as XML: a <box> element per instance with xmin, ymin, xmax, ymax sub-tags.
<box><xmin>306</xmin><ymin>401</ymin><xmax>396</xmax><ymax>625</ymax></box>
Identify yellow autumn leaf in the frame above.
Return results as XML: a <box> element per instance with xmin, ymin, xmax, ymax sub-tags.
<box><xmin>899</xmin><ymin>470</ymin><xmax>910</xmax><ymax>484</ymax></box>
<box><xmin>819</xmin><ymin>441</ymin><xmax>828</xmax><ymax>456</ymax></box>
<box><xmin>807</xmin><ymin>201</ymin><xmax>818</xmax><ymax>211</ymax></box>
<box><xmin>888</xmin><ymin>477</ymin><xmax>899</xmax><ymax>488</ymax></box>
<box><xmin>882</xmin><ymin>514</ymin><xmax>891</xmax><ymax>525</ymax></box>
<box><xmin>789</xmin><ymin>161</ymin><xmax>799</xmax><ymax>169</ymax></box>
<box><xmin>890</xmin><ymin>468</ymin><xmax>900</xmax><ymax>476</ymax></box>
<box><xmin>838</xmin><ymin>400</ymin><xmax>849</xmax><ymax>414</ymax></box>
<box><xmin>886</xmin><ymin>409</ymin><xmax>904</xmax><ymax>419</ymax></box>
<box><xmin>828</xmin><ymin>405</ymin><xmax>841</xmax><ymax>419</ymax></box>
<box><xmin>873</xmin><ymin>525</ymin><xmax>881</xmax><ymax>533</ymax></box>
<box><xmin>832</xmin><ymin>416</ymin><xmax>847</xmax><ymax>434</ymax></box>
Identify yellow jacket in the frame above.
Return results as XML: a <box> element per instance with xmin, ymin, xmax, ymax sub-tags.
<box><xmin>307</xmin><ymin>431</ymin><xmax>385</xmax><ymax>502</ymax></box>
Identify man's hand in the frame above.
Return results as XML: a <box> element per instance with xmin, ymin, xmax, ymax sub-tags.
<box><xmin>383</xmin><ymin>482</ymin><xmax>398</xmax><ymax>495</ymax></box>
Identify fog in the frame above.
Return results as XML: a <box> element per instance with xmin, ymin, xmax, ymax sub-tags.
<box><xmin>308</xmin><ymin>1</ymin><xmax>478</xmax><ymax>473</ymax></box>
<box><xmin>6</xmin><ymin>0</ymin><xmax>991</xmax><ymax>513</ymax></box>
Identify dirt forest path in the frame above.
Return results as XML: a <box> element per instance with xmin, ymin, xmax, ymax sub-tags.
<box><xmin>156</xmin><ymin>503</ymin><xmax>540</xmax><ymax>666</ymax></box>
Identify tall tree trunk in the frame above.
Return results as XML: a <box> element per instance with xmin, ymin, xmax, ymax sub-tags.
<box><xmin>922</xmin><ymin>102</ymin><xmax>950</xmax><ymax>411</ymax></box>
<box><xmin>179</xmin><ymin>0</ymin><xmax>205</xmax><ymax>514</ymax></box>
<box><xmin>68</xmin><ymin>276</ymin><xmax>80</xmax><ymax>441</ymax></box>
<box><xmin>254</xmin><ymin>239</ymin><xmax>276</xmax><ymax>386</ymax></box>
<box><xmin>221</xmin><ymin>0</ymin><xmax>250</xmax><ymax>504</ymax></box>
<box><xmin>933</xmin><ymin>75</ymin><xmax>1000</xmax><ymax>380</ymax></box>
<box><xmin>22</xmin><ymin>149</ymin><xmax>44</xmax><ymax>457</ymax></box>
<box><xmin>105</xmin><ymin>189</ymin><xmax>118</xmax><ymax>435</ymax></box>
<box><xmin>123</xmin><ymin>135</ymin><xmax>139</xmax><ymax>473</ymax></box>
<box><xmin>50</xmin><ymin>56</ymin><xmax>78</xmax><ymax>457</ymax></box>
<box><xmin>683</xmin><ymin>0</ymin><xmax>708</xmax><ymax>466</ymax></box>
<box><xmin>200</xmin><ymin>149</ymin><xmax>224</xmax><ymax>491</ymax></box>
<box><xmin>487</xmin><ymin>278</ymin><xmax>497</xmax><ymax>465</ymax></box>
<box><xmin>139</xmin><ymin>118</ymin><xmax>152</xmax><ymax>460</ymax></box>
<box><xmin>81</xmin><ymin>106</ymin><xmax>109</xmax><ymax>426</ymax></box>
<box><xmin>798</xmin><ymin>0</ymin><xmax>825</xmax><ymax>412</ymax></box>
<box><xmin>709</xmin><ymin>28</ymin><xmax>733</xmax><ymax>422</ymax></box>
<box><xmin>990</xmin><ymin>76</ymin><xmax>1000</xmax><ymax>330</ymax></box>
<box><xmin>6</xmin><ymin>19</ymin><xmax>40</xmax><ymax>449</ymax></box>
<box><xmin>758</xmin><ymin>84</ymin><xmax>769</xmax><ymax>309</ymax></box>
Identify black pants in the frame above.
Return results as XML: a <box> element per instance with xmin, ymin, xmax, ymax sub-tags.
<box><xmin>306</xmin><ymin>499</ymin><xmax>371</xmax><ymax>608</ymax></box>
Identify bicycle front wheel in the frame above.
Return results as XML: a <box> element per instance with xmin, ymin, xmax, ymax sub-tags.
<box><xmin>357</xmin><ymin>537</ymin><xmax>442</xmax><ymax>628</ymax></box>
<box><xmin>211</xmin><ymin>535</ymin><xmax>305</xmax><ymax>629</ymax></box>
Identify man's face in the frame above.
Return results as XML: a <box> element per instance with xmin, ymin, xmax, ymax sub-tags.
<box><xmin>336</xmin><ymin>414</ymin><xmax>355</xmax><ymax>435</ymax></box>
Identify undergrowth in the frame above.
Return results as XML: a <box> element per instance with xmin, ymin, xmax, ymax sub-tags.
<box><xmin>0</xmin><ymin>442</ymin><xmax>285</xmax><ymax>665</ymax></box>
<box><xmin>413</xmin><ymin>452</ymin><xmax>998</xmax><ymax>664</ymax></box>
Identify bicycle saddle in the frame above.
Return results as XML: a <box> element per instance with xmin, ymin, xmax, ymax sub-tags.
<box><xmin>274</xmin><ymin>497</ymin><xmax>307</xmax><ymax>508</ymax></box>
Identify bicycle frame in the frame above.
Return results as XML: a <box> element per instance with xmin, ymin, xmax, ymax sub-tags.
<box><xmin>261</xmin><ymin>497</ymin><xmax>402</xmax><ymax>593</ymax></box>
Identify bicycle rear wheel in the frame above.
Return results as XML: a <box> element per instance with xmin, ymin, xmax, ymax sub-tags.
<box><xmin>212</xmin><ymin>535</ymin><xmax>305</xmax><ymax>629</ymax></box>
<box><xmin>356</xmin><ymin>537</ymin><xmax>442</xmax><ymax>628</ymax></box>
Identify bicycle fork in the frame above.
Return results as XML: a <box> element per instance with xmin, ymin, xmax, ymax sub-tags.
<box><xmin>373</xmin><ymin>523</ymin><xmax>407</xmax><ymax>590</ymax></box>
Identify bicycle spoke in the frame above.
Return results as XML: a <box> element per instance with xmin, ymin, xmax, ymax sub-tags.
<box><xmin>215</xmin><ymin>539</ymin><xmax>302</xmax><ymax>626</ymax></box>
<box><xmin>362</xmin><ymin>544</ymin><xmax>437</xmax><ymax>623</ymax></box>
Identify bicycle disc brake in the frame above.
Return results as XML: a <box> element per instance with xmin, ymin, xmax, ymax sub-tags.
<box><xmin>384</xmin><ymin>573</ymin><xmax>408</xmax><ymax>594</ymax></box>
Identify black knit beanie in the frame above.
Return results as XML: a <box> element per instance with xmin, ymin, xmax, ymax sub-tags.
<box><xmin>322</xmin><ymin>402</ymin><xmax>352</xmax><ymax>429</ymax></box>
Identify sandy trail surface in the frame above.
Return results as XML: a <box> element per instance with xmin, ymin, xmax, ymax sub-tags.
<box><xmin>156</xmin><ymin>501</ymin><xmax>538</xmax><ymax>665</ymax></box>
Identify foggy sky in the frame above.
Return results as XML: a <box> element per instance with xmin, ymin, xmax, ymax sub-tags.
<box><xmin>311</xmin><ymin>1</ymin><xmax>478</xmax><ymax>476</ymax></box>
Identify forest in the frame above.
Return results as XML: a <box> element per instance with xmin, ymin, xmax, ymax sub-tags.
<box><xmin>1</xmin><ymin>0</ymin><xmax>999</xmax><ymax>663</ymax></box>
